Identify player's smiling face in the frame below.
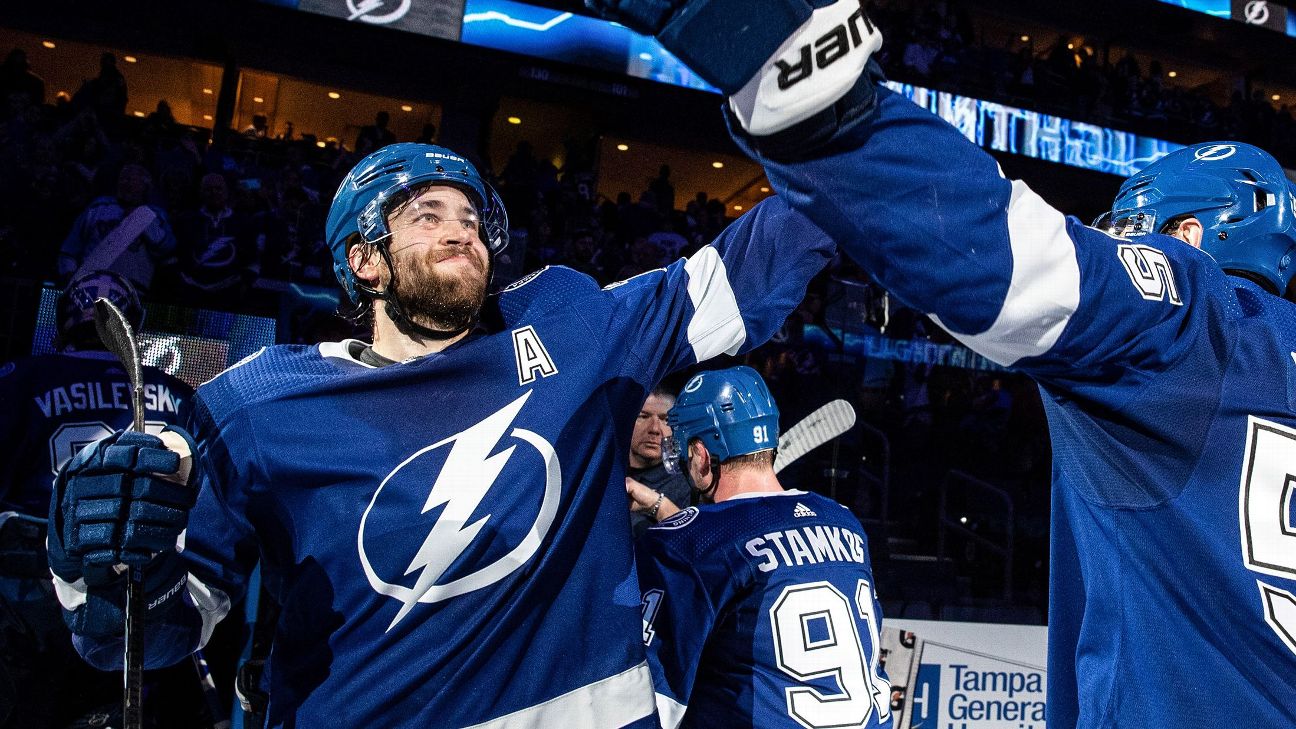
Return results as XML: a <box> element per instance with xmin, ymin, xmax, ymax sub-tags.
<box><xmin>383</xmin><ymin>185</ymin><xmax>491</xmax><ymax>331</ymax></box>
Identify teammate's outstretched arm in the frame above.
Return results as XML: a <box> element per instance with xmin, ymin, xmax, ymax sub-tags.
<box><xmin>587</xmin><ymin>0</ymin><xmax>1233</xmax><ymax>378</ymax></box>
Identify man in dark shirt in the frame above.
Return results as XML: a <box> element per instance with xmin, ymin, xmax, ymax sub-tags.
<box><xmin>171</xmin><ymin>172</ymin><xmax>262</xmax><ymax>306</ymax></box>
<box><xmin>627</xmin><ymin>386</ymin><xmax>691</xmax><ymax>537</ymax></box>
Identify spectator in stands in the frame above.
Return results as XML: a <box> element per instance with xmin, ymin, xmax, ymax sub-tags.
<box><xmin>561</xmin><ymin>228</ymin><xmax>603</xmax><ymax>280</ymax></box>
<box><xmin>144</xmin><ymin>99</ymin><xmax>177</xmax><ymax>137</ymax></box>
<box><xmin>0</xmin><ymin>49</ymin><xmax>44</xmax><ymax>110</ymax></box>
<box><xmin>261</xmin><ymin>181</ymin><xmax>327</xmax><ymax>283</ymax></box>
<box><xmin>355</xmin><ymin>110</ymin><xmax>396</xmax><ymax>154</ymax></box>
<box><xmin>625</xmin><ymin>386</ymin><xmax>690</xmax><ymax>537</ymax></box>
<box><xmin>243</xmin><ymin>113</ymin><xmax>269</xmax><ymax>139</ymax></box>
<box><xmin>170</xmin><ymin>172</ymin><xmax>263</xmax><ymax>307</ymax></box>
<box><xmin>648</xmin><ymin>164</ymin><xmax>675</xmax><ymax>215</ymax></box>
<box><xmin>501</xmin><ymin>140</ymin><xmax>540</xmax><ymax>220</ymax></box>
<box><xmin>642</xmin><ymin>218</ymin><xmax>683</xmax><ymax>262</ymax></box>
<box><xmin>57</xmin><ymin>162</ymin><xmax>176</xmax><ymax>293</ymax></box>
<box><xmin>72</xmin><ymin>53</ymin><xmax>127</xmax><ymax>132</ymax></box>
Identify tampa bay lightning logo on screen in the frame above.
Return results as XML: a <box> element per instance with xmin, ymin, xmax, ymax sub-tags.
<box><xmin>357</xmin><ymin>390</ymin><xmax>561</xmax><ymax>628</ymax></box>
<box><xmin>345</xmin><ymin>0</ymin><xmax>411</xmax><ymax>24</ymax></box>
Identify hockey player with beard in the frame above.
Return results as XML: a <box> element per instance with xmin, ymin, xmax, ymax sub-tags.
<box><xmin>46</xmin><ymin>142</ymin><xmax>837</xmax><ymax>727</ymax></box>
<box><xmin>585</xmin><ymin>1</ymin><xmax>1296</xmax><ymax>726</ymax></box>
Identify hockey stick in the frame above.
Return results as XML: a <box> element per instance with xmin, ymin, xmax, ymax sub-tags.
<box><xmin>774</xmin><ymin>399</ymin><xmax>856</xmax><ymax>474</ymax></box>
<box><xmin>92</xmin><ymin>297</ymin><xmax>147</xmax><ymax>729</ymax></box>
<box><xmin>193</xmin><ymin>651</ymin><xmax>231</xmax><ymax>729</ymax></box>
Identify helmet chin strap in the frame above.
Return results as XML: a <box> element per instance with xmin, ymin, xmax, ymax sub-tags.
<box><xmin>382</xmin><ymin>297</ymin><xmax>472</xmax><ymax>341</ymax></box>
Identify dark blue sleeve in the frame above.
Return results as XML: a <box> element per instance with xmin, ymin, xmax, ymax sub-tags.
<box><xmin>634</xmin><ymin>528</ymin><xmax>724</xmax><ymax>727</ymax></box>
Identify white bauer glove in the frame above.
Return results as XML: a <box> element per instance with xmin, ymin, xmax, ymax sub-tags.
<box><xmin>728</xmin><ymin>0</ymin><xmax>883</xmax><ymax>136</ymax></box>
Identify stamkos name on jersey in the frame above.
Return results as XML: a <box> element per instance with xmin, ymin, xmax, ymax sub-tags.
<box><xmin>34</xmin><ymin>382</ymin><xmax>183</xmax><ymax>418</ymax></box>
<box><xmin>745</xmin><ymin>525</ymin><xmax>866</xmax><ymax>572</ymax></box>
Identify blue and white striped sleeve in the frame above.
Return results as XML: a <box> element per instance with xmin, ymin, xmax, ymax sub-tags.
<box><xmin>733</xmin><ymin>85</ymin><xmax>1235</xmax><ymax>383</ymax></box>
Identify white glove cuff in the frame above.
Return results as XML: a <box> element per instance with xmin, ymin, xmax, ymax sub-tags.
<box><xmin>728</xmin><ymin>0</ymin><xmax>882</xmax><ymax>136</ymax></box>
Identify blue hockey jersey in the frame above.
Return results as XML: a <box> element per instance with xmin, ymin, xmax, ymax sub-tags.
<box><xmin>60</xmin><ymin>197</ymin><xmax>835</xmax><ymax>728</ymax></box>
<box><xmin>733</xmin><ymin>86</ymin><xmax>1296</xmax><ymax>727</ymax></box>
<box><xmin>636</xmin><ymin>490</ymin><xmax>892</xmax><ymax>729</ymax></box>
<box><xmin>0</xmin><ymin>350</ymin><xmax>192</xmax><ymax>516</ymax></box>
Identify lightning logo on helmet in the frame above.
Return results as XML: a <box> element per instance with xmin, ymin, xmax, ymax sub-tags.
<box><xmin>1194</xmin><ymin>144</ymin><xmax>1237</xmax><ymax>162</ymax></box>
<box><xmin>357</xmin><ymin>390</ymin><xmax>562</xmax><ymax>628</ymax></box>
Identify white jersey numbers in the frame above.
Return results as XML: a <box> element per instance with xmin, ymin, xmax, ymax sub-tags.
<box><xmin>641</xmin><ymin>588</ymin><xmax>664</xmax><ymax>646</ymax></box>
<box><xmin>1117</xmin><ymin>244</ymin><xmax>1183</xmax><ymax>306</ymax></box>
<box><xmin>769</xmin><ymin>580</ymin><xmax>891</xmax><ymax>729</ymax></box>
<box><xmin>1238</xmin><ymin>417</ymin><xmax>1296</xmax><ymax>655</ymax></box>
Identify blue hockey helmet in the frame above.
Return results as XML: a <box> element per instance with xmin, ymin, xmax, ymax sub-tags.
<box><xmin>1097</xmin><ymin>141</ymin><xmax>1296</xmax><ymax>296</ymax></box>
<box><xmin>662</xmin><ymin>366</ymin><xmax>780</xmax><ymax>476</ymax></box>
<box><xmin>57</xmin><ymin>270</ymin><xmax>144</xmax><ymax>349</ymax></box>
<box><xmin>325</xmin><ymin>143</ymin><xmax>509</xmax><ymax>304</ymax></box>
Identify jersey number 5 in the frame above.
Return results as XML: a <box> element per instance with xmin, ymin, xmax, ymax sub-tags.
<box><xmin>1117</xmin><ymin>244</ymin><xmax>1183</xmax><ymax>306</ymax></box>
<box><xmin>1238</xmin><ymin>417</ymin><xmax>1296</xmax><ymax>656</ymax></box>
<box><xmin>770</xmin><ymin>580</ymin><xmax>891</xmax><ymax>729</ymax></box>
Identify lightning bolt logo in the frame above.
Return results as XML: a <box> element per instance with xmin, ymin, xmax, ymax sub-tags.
<box><xmin>391</xmin><ymin>392</ymin><xmax>526</xmax><ymax>627</ymax></box>
<box><xmin>344</xmin><ymin>0</ymin><xmax>410</xmax><ymax>23</ymax></box>
<box><xmin>358</xmin><ymin>390</ymin><xmax>563</xmax><ymax>629</ymax></box>
<box><xmin>347</xmin><ymin>0</ymin><xmax>383</xmax><ymax>20</ymax></box>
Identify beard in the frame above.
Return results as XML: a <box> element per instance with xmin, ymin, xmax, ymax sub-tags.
<box><xmin>386</xmin><ymin>245</ymin><xmax>490</xmax><ymax>335</ymax></box>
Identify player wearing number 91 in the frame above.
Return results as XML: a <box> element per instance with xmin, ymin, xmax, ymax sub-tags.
<box><xmin>584</xmin><ymin>0</ymin><xmax>1296</xmax><ymax>726</ymax></box>
<box><xmin>635</xmin><ymin>366</ymin><xmax>892</xmax><ymax>729</ymax></box>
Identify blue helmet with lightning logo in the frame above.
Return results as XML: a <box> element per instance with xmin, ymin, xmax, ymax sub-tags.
<box><xmin>1096</xmin><ymin>141</ymin><xmax>1296</xmax><ymax>297</ymax></box>
<box><xmin>662</xmin><ymin>366</ymin><xmax>780</xmax><ymax>476</ymax></box>
<box><xmin>325</xmin><ymin>142</ymin><xmax>509</xmax><ymax>305</ymax></box>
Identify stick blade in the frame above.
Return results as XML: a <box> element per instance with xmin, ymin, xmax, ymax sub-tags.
<box><xmin>92</xmin><ymin>297</ymin><xmax>144</xmax><ymax>431</ymax></box>
<box><xmin>775</xmin><ymin>399</ymin><xmax>856</xmax><ymax>474</ymax></box>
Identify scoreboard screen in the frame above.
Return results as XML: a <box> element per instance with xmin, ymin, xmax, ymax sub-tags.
<box><xmin>32</xmin><ymin>288</ymin><xmax>278</xmax><ymax>389</ymax></box>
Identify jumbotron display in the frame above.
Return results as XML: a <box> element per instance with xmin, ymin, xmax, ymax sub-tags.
<box><xmin>1156</xmin><ymin>0</ymin><xmax>1295</xmax><ymax>36</ymax></box>
<box><xmin>32</xmin><ymin>288</ymin><xmax>278</xmax><ymax>389</ymax></box>
<box><xmin>883</xmin><ymin>81</ymin><xmax>1182</xmax><ymax>177</ymax></box>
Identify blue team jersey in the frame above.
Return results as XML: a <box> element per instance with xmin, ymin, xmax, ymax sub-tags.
<box><xmin>0</xmin><ymin>350</ymin><xmax>192</xmax><ymax>516</ymax></box>
<box><xmin>636</xmin><ymin>490</ymin><xmax>892</xmax><ymax>729</ymax></box>
<box><xmin>734</xmin><ymin>87</ymin><xmax>1296</xmax><ymax>727</ymax></box>
<box><xmin>63</xmin><ymin>197</ymin><xmax>835</xmax><ymax>728</ymax></box>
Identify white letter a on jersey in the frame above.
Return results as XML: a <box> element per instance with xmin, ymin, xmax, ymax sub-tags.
<box><xmin>513</xmin><ymin>326</ymin><xmax>558</xmax><ymax>386</ymax></box>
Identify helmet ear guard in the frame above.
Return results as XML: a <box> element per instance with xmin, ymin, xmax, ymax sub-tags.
<box><xmin>1098</xmin><ymin>141</ymin><xmax>1296</xmax><ymax>296</ymax></box>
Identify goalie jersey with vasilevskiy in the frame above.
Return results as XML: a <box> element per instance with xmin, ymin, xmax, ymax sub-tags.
<box><xmin>735</xmin><ymin>85</ymin><xmax>1296</xmax><ymax>726</ymax></box>
<box><xmin>58</xmin><ymin>196</ymin><xmax>835</xmax><ymax>728</ymax></box>
<box><xmin>0</xmin><ymin>350</ymin><xmax>192</xmax><ymax>516</ymax></box>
